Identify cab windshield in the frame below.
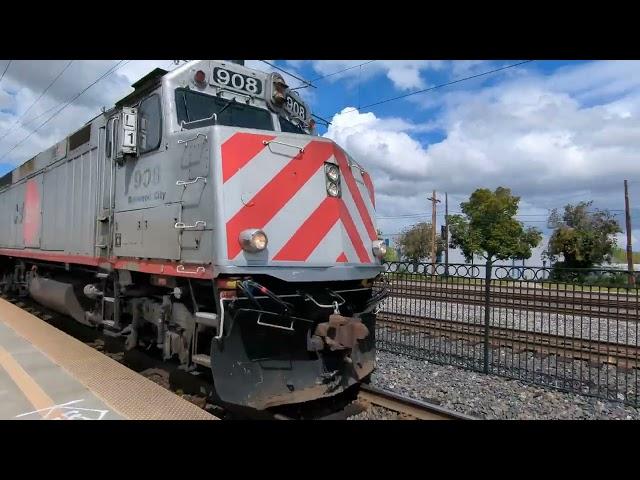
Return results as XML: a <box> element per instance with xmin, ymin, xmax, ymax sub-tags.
<box><xmin>279</xmin><ymin>116</ymin><xmax>307</xmax><ymax>134</ymax></box>
<box><xmin>175</xmin><ymin>88</ymin><xmax>273</xmax><ymax>131</ymax></box>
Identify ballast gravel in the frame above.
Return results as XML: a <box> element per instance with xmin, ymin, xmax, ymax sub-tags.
<box><xmin>360</xmin><ymin>350</ymin><xmax>640</xmax><ymax>420</ymax></box>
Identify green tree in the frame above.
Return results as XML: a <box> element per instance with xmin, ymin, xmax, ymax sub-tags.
<box><xmin>397</xmin><ymin>222</ymin><xmax>444</xmax><ymax>263</ymax></box>
<box><xmin>383</xmin><ymin>246</ymin><xmax>398</xmax><ymax>262</ymax></box>
<box><xmin>448</xmin><ymin>187</ymin><xmax>542</xmax><ymax>267</ymax></box>
<box><xmin>544</xmin><ymin>201</ymin><xmax>621</xmax><ymax>270</ymax></box>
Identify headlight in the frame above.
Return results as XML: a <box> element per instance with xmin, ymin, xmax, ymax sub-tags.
<box><xmin>239</xmin><ymin>229</ymin><xmax>268</xmax><ymax>253</ymax></box>
<box><xmin>325</xmin><ymin>164</ymin><xmax>340</xmax><ymax>182</ymax></box>
<box><xmin>325</xmin><ymin>162</ymin><xmax>341</xmax><ymax>197</ymax></box>
<box><xmin>326</xmin><ymin>181</ymin><xmax>340</xmax><ymax>197</ymax></box>
<box><xmin>372</xmin><ymin>240</ymin><xmax>387</xmax><ymax>259</ymax></box>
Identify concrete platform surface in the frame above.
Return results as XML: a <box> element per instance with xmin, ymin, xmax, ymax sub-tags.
<box><xmin>0</xmin><ymin>298</ymin><xmax>216</xmax><ymax>420</ymax></box>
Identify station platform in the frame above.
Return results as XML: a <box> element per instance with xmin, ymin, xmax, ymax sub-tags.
<box><xmin>0</xmin><ymin>297</ymin><xmax>217</xmax><ymax>420</ymax></box>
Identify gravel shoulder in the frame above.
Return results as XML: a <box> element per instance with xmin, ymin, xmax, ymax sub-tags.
<box><xmin>383</xmin><ymin>296</ymin><xmax>639</xmax><ymax>345</ymax></box>
<box><xmin>370</xmin><ymin>350</ymin><xmax>640</xmax><ymax>420</ymax></box>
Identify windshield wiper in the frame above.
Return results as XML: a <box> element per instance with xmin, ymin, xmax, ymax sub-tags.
<box><xmin>216</xmin><ymin>98</ymin><xmax>236</xmax><ymax>119</ymax></box>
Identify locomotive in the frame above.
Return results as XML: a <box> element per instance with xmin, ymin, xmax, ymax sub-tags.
<box><xmin>0</xmin><ymin>60</ymin><xmax>387</xmax><ymax>410</ymax></box>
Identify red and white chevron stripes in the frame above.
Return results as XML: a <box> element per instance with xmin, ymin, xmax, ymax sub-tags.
<box><xmin>221</xmin><ymin>132</ymin><xmax>377</xmax><ymax>265</ymax></box>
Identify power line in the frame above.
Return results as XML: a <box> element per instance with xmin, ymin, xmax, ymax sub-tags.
<box><xmin>0</xmin><ymin>60</ymin><xmax>128</xmax><ymax>162</ymax></box>
<box><xmin>6</xmin><ymin>101</ymin><xmax>66</xmax><ymax>133</ymax></box>
<box><xmin>0</xmin><ymin>60</ymin><xmax>130</xmax><ymax>163</ymax></box>
<box><xmin>377</xmin><ymin>216</ymin><xmax>617</xmax><ymax>222</ymax></box>
<box><xmin>0</xmin><ymin>60</ymin><xmax>12</xmax><ymax>85</ymax></box>
<box><xmin>377</xmin><ymin>208</ymin><xmax>625</xmax><ymax>219</ymax></box>
<box><xmin>309</xmin><ymin>60</ymin><xmax>376</xmax><ymax>82</ymax></box>
<box><xmin>289</xmin><ymin>61</ymin><xmax>378</xmax><ymax>96</ymax></box>
<box><xmin>312</xmin><ymin>113</ymin><xmax>333</xmax><ymax>127</ymax></box>
<box><xmin>259</xmin><ymin>60</ymin><xmax>316</xmax><ymax>89</ymax></box>
<box><xmin>0</xmin><ymin>60</ymin><xmax>74</xmax><ymax>142</ymax></box>
<box><xmin>320</xmin><ymin>60</ymin><xmax>534</xmax><ymax>123</ymax></box>
<box><xmin>363</xmin><ymin>60</ymin><xmax>533</xmax><ymax>110</ymax></box>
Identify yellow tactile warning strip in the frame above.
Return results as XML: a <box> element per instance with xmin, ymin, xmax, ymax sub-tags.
<box><xmin>0</xmin><ymin>345</ymin><xmax>67</xmax><ymax>419</ymax></box>
<box><xmin>0</xmin><ymin>298</ymin><xmax>216</xmax><ymax>420</ymax></box>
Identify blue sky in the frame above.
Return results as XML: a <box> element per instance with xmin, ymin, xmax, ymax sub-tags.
<box><xmin>1</xmin><ymin>59</ymin><xmax>639</xmax><ymax>263</ymax></box>
<box><xmin>280</xmin><ymin>60</ymin><xmax>640</xmax><ymax>260</ymax></box>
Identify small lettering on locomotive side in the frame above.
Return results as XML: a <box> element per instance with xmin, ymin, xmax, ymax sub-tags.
<box><xmin>128</xmin><ymin>191</ymin><xmax>165</xmax><ymax>204</ymax></box>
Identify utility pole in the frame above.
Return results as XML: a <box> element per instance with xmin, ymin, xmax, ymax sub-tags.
<box><xmin>444</xmin><ymin>192</ymin><xmax>449</xmax><ymax>276</ymax></box>
<box><xmin>624</xmin><ymin>180</ymin><xmax>635</xmax><ymax>286</ymax></box>
<box><xmin>427</xmin><ymin>190</ymin><xmax>441</xmax><ymax>275</ymax></box>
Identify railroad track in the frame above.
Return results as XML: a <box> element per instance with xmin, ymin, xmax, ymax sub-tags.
<box><xmin>379</xmin><ymin>284</ymin><xmax>640</xmax><ymax>321</ymax></box>
<box><xmin>0</xmin><ymin>292</ymin><xmax>369</xmax><ymax>420</ymax></box>
<box><xmin>356</xmin><ymin>384</ymin><xmax>474</xmax><ymax>420</ymax></box>
<box><xmin>376</xmin><ymin>312</ymin><xmax>640</xmax><ymax>369</ymax></box>
<box><xmin>377</xmin><ymin>280</ymin><xmax>640</xmax><ymax>304</ymax></box>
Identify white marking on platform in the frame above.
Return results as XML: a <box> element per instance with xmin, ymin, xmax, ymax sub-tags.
<box><xmin>16</xmin><ymin>399</ymin><xmax>109</xmax><ymax>420</ymax></box>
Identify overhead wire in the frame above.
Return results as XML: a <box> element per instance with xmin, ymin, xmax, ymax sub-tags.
<box><xmin>319</xmin><ymin>60</ymin><xmax>534</xmax><ymax>124</ymax></box>
<box><xmin>259</xmin><ymin>60</ymin><xmax>316</xmax><ymax>89</ymax></box>
<box><xmin>0</xmin><ymin>60</ymin><xmax>130</xmax><ymax>162</ymax></box>
<box><xmin>0</xmin><ymin>60</ymin><xmax>74</xmax><ymax>141</ymax></box>
<box><xmin>308</xmin><ymin>60</ymin><xmax>376</xmax><ymax>82</ymax></box>
<box><xmin>0</xmin><ymin>60</ymin><xmax>12</xmax><ymax>85</ymax></box>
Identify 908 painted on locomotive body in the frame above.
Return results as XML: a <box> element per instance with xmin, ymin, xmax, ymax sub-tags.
<box><xmin>0</xmin><ymin>60</ymin><xmax>388</xmax><ymax>410</ymax></box>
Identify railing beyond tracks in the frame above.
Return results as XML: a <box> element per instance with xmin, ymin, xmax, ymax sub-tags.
<box><xmin>374</xmin><ymin>262</ymin><xmax>640</xmax><ymax>407</ymax></box>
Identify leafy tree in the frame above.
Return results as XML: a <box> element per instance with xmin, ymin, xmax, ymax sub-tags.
<box><xmin>383</xmin><ymin>246</ymin><xmax>399</xmax><ymax>262</ymax></box>
<box><xmin>448</xmin><ymin>187</ymin><xmax>542</xmax><ymax>269</ymax></box>
<box><xmin>544</xmin><ymin>201</ymin><xmax>621</xmax><ymax>270</ymax></box>
<box><xmin>397</xmin><ymin>222</ymin><xmax>444</xmax><ymax>263</ymax></box>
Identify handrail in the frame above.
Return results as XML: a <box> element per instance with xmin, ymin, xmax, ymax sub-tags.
<box><xmin>176</xmin><ymin>176</ymin><xmax>207</xmax><ymax>186</ymax></box>
<box><xmin>180</xmin><ymin>113</ymin><xmax>217</xmax><ymax>130</ymax></box>
<box><xmin>174</xmin><ymin>220</ymin><xmax>206</xmax><ymax>229</ymax></box>
<box><xmin>262</xmin><ymin>139</ymin><xmax>304</xmax><ymax>153</ymax></box>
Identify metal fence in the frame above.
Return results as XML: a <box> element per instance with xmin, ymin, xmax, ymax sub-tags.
<box><xmin>374</xmin><ymin>262</ymin><xmax>640</xmax><ymax>406</ymax></box>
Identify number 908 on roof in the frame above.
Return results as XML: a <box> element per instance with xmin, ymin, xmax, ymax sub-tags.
<box><xmin>208</xmin><ymin>62</ymin><xmax>311</xmax><ymax>123</ymax></box>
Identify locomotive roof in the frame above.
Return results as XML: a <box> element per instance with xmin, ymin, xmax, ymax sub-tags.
<box><xmin>116</xmin><ymin>67</ymin><xmax>168</xmax><ymax>108</ymax></box>
<box><xmin>1</xmin><ymin>60</ymin><xmax>314</xmax><ymax>189</ymax></box>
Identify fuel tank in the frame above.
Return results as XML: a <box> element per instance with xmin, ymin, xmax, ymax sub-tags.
<box><xmin>28</xmin><ymin>276</ymin><xmax>90</xmax><ymax>326</ymax></box>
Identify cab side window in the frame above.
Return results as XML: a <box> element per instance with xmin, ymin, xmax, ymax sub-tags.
<box><xmin>138</xmin><ymin>94</ymin><xmax>162</xmax><ymax>154</ymax></box>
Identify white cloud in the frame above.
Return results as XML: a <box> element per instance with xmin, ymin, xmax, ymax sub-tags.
<box><xmin>306</xmin><ymin>60</ymin><xmax>445</xmax><ymax>91</ymax></box>
<box><xmin>449</xmin><ymin>60</ymin><xmax>494</xmax><ymax>77</ymax></box>
<box><xmin>545</xmin><ymin>60</ymin><xmax>640</xmax><ymax>103</ymax></box>
<box><xmin>1</xmin><ymin>59</ymin><xmax>637</xmax><ymax>255</ymax></box>
<box><xmin>0</xmin><ymin>60</ymin><xmax>174</xmax><ymax>165</ymax></box>
<box><xmin>0</xmin><ymin>88</ymin><xmax>13</xmax><ymax>111</ymax></box>
<box><xmin>325</xmin><ymin>108</ymin><xmax>431</xmax><ymax>182</ymax></box>
<box><xmin>0</xmin><ymin>59</ymin><xmax>318</xmax><ymax>166</ymax></box>
<box><xmin>323</xmin><ymin>61</ymin><xmax>640</xmax><ymax>251</ymax></box>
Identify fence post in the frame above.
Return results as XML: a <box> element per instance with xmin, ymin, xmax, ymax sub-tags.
<box><xmin>483</xmin><ymin>260</ymin><xmax>492</xmax><ymax>374</ymax></box>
